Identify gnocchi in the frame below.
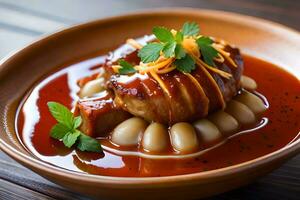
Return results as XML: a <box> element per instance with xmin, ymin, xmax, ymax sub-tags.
<box><xmin>170</xmin><ymin>123</ymin><xmax>199</xmax><ymax>152</ymax></box>
<box><xmin>111</xmin><ymin>117</ymin><xmax>148</xmax><ymax>146</ymax></box>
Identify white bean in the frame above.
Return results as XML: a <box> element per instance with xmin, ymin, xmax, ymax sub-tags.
<box><xmin>193</xmin><ymin>119</ymin><xmax>222</xmax><ymax>143</ymax></box>
<box><xmin>170</xmin><ymin>122</ymin><xmax>199</xmax><ymax>153</ymax></box>
<box><xmin>225</xmin><ymin>100</ymin><xmax>256</xmax><ymax>125</ymax></box>
<box><xmin>79</xmin><ymin>78</ymin><xmax>105</xmax><ymax>98</ymax></box>
<box><xmin>240</xmin><ymin>75</ymin><xmax>257</xmax><ymax>91</ymax></box>
<box><xmin>111</xmin><ymin>117</ymin><xmax>148</xmax><ymax>146</ymax></box>
<box><xmin>235</xmin><ymin>91</ymin><xmax>267</xmax><ymax>114</ymax></box>
<box><xmin>208</xmin><ymin>111</ymin><xmax>239</xmax><ymax>135</ymax></box>
<box><xmin>142</xmin><ymin>123</ymin><xmax>169</xmax><ymax>152</ymax></box>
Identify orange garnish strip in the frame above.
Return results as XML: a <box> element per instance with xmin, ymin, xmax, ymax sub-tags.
<box><xmin>126</xmin><ymin>38</ymin><xmax>235</xmax><ymax>78</ymax></box>
<box><xmin>149</xmin><ymin>70</ymin><xmax>171</xmax><ymax>97</ymax></box>
<box><xmin>184</xmin><ymin>73</ymin><xmax>210</xmax><ymax>114</ymax></box>
<box><xmin>212</xmin><ymin>43</ymin><xmax>237</xmax><ymax>68</ymax></box>
<box><xmin>124</xmin><ymin>37</ymin><xmax>236</xmax><ymax>108</ymax></box>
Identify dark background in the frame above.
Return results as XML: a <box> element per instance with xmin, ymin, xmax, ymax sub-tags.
<box><xmin>0</xmin><ymin>0</ymin><xmax>299</xmax><ymax>199</ymax></box>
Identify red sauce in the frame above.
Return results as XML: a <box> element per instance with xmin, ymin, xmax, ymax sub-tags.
<box><xmin>16</xmin><ymin>55</ymin><xmax>300</xmax><ymax>177</ymax></box>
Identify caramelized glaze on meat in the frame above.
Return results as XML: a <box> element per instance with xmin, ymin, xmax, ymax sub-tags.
<box><xmin>108</xmin><ymin>43</ymin><xmax>243</xmax><ymax>124</ymax></box>
<box><xmin>76</xmin><ymin>39</ymin><xmax>243</xmax><ymax>135</ymax></box>
<box><xmin>75</xmin><ymin>91</ymin><xmax>131</xmax><ymax>136</ymax></box>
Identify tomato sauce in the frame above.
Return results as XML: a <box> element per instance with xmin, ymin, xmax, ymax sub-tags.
<box><xmin>16</xmin><ymin>55</ymin><xmax>300</xmax><ymax>177</ymax></box>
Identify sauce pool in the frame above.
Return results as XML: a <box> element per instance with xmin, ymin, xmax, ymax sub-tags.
<box><xmin>16</xmin><ymin>55</ymin><xmax>300</xmax><ymax>177</ymax></box>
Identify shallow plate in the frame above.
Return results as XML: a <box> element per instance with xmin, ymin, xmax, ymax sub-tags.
<box><xmin>0</xmin><ymin>8</ymin><xmax>299</xmax><ymax>200</ymax></box>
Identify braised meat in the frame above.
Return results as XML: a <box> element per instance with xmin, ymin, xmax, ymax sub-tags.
<box><xmin>76</xmin><ymin>39</ymin><xmax>243</xmax><ymax>135</ymax></box>
<box><xmin>75</xmin><ymin>91</ymin><xmax>131</xmax><ymax>136</ymax></box>
<box><xmin>108</xmin><ymin>44</ymin><xmax>243</xmax><ymax>124</ymax></box>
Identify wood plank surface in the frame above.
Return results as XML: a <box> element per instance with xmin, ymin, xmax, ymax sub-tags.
<box><xmin>1</xmin><ymin>0</ymin><xmax>299</xmax><ymax>29</ymax></box>
<box><xmin>0</xmin><ymin>179</ymin><xmax>55</xmax><ymax>200</ymax></box>
<box><xmin>0</xmin><ymin>0</ymin><xmax>299</xmax><ymax>199</ymax></box>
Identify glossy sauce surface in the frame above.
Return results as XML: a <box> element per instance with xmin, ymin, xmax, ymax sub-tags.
<box><xmin>16</xmin><ymin>55</ymin><xmax>300</xmax><ymax>177</ymax></box>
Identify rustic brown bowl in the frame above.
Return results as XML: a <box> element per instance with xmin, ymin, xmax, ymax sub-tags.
<box><xmin>0</xmin><ymin>9</ymin><xmax>299</xmax><ymax>200</ymax></box>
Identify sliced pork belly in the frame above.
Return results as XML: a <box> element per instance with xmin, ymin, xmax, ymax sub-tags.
<box><xmin>75</xmin><ymin>91</ymin><xmax>131</xmax><ymax>136</ymax></box>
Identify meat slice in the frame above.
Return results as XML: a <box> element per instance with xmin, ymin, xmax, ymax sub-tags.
<box><xmin>109</xmin><ymin>70</ymin><xmax>210</xmax><ymax>124</ymax></box>
<box><xmin>75</xmin><ymin>91</ymin><xmax>131</xmax><ymax>137</ymax></box>
<box><xmin>108</xmin><ymin>43</ymin><xmax>243</xmax><ymax>124</ymax></box>
<box><xmin>76</xmin><ymin>39</ymin><xmax>243</xmax><ymax>135</ymax></box>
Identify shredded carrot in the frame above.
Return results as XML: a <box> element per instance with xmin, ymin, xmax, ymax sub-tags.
<box><xmin>213</xmin><ymin>53</ymin><xmax>225</xmax><ymax>63</ymax></box>
<box><xmin>149</xmin><ymin>70</ymin><xmax>171</xmax><ymax>97</ymax></box>
<box><xmin>196</xmin><ymin>64</ymin><xmax>226</xmax><ymax>109</ymax></box>
<box><xmin>137</xmin><ymin>58</ymin><xmax>174</xmax><ymax>73</ymax></box>
<box><xmin>213</xmin><ymin>44</ymin><xmax>237</xmax><ymax>68</ymax></box>
<box><xmin>157</xmin><ymin>65</ymin><xmax>176</xmax><ymax>74</ymax></box>
<box><xmin>183</xmin><ymin>72</ymin><xmax>209</xmax><ymax>114</ymax></box>
<box><xmin>119</xmin><ymin>37</ymin><xmax>239</xmax><ymax>109</ymax></box>
<box><xmin>182</xmin><ymin>38</ymin><xmax>200</xmax><ymax>58</ymax></box>
<box><xmin>189</xmin><ymin>52</ymin><xmax>232</xmax><ymax>79</ymax></box>
<box><xmin>112</xmin><ymin>65</ymin><xmax>121</xmax><ymax>73</ymax></box>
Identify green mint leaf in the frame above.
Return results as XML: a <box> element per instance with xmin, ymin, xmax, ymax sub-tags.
<box><xmin>181</xmin><ymin>22</ymin><xmax>200</xmax><ymax>36</ymax></box>
<box><xmin>50</xmin><ymin>123</ymin><xmax>70</xmax><ymax>139</ymax></box>
<box><xmin>118</xmin><ymin>59</ymin><xmax>137</xmax><ymax>75</ymax></box>
<box><xmin>196</xmin><ymin>37</ymin><xmax>218</xmax><ymax>66</ymax></box>
<box><xmin>152</xmin><ymin>26</ymin><xmax>174</xmax><ymax>43</ymax></box>
<box><xmin>73</xmin><ymin>116</ymin><xmax>82</xmax><ymax>129</ymax></box>
<box><xmin>77</xmin><ymin>132</ymin><xmax>102</xmax><ymax>153</ymax></box>
<box><xmin>138</xmin><ymin>43</ymin><xmax>163</xmax><ymax>63</ymax></box>
<box><xmin>174</xmin><ymin>54</ymin><xmax>196</xmax><ymax>73</ymax></box>
<box><xmin>47</xmin><ymin>102</ymin><xmax>73</xmax><ymax>129</ymax></box>
<box><xmin>174</xmin><ymin>44</ymin><xmax>186</xmax><ymax>59</ymax></box>
<box><xmin>162</xmin><ymin>41</ymin><xmax>176</xmax><ymax>58</ymax></box>
<box><xmin>175</xmin><ymin>31</ymin><xmax>183</xmax><ymax>43</ymax></box>
<box><xmin>47</xmin><ymin>101</ymin><xmax>103</xmax><ymax>153</ymax></box>
<box><xmin>62</xmin><ymin>130</ymin><xmax>81</xmax><ymax>148</ymax></box>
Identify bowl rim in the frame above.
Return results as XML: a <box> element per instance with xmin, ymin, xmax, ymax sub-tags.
<box><xmin>0</xmin><ymin>8</ymin><xmax>299</xmax><ymax>187</ymax></box>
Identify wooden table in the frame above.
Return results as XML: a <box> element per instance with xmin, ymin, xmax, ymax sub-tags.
<box><xmin>0</xmin><ymin>0</ymin><xmax>299</xmax><ymax>199</ymax></box>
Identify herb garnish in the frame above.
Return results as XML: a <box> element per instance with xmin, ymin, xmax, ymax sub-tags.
<box><xmin>196</xmin><ymin>37</ymin><xmax>218</xmax><ymax>66</ymax></box>
<box><xmin>137</xmin><ymin>22</ymin><xmax>218</xmax><ymax>73</ymax></box>
<box><xmin>181</xmin><ymin>22</ymin><xmax>200</xmax><ymax>36</ymax></box>
<box><xmin>173</xmin><ymin>54</ymin><xmax>196</xmax><ymax>73</ymax></box>
<box><xmin>138</xmin><ymin>43</ymin><xmax>164</xmax><ymax>63</ymax></box>
<box><xmin>113</xmin><ymin>21</ymin><xmax>234</xmax><ymax>95</ymax></box>
<box><xmin>118</xmin><ymin>59</ymin><xmax>137</xmax><ymax>75</ymax></box>
<box><xmin>47</xmin><ymin>102</ymin><xmax>102</xmax><ymax>153</ymax></box>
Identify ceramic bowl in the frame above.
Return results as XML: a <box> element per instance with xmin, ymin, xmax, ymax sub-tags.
<box><xmin>0</xmin><ymin>9</ymin><xmax>299</xmax><ymax>200</ymax></box>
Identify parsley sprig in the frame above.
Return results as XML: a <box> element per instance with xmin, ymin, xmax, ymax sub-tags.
<box><xmin>181</xmin><ymin>22</ymin><xmax>200</xmax><ymax>36</ymax></box>
<box><xmin>47</xmin><ymin>102</ymin><xmax>102</xmax><ymax>153</ymax></box>
<box><xmin>118</xmin><ymin>59</ymin><xmax>137</xmax><ymax>75</ymax></box>
<box><xmin>137</xmin><ymin>22</ymin><xmax>218</xmax><ymax>73</ymax></box>
<box><xmin>196</xmin><ymin>36</ymin><xmax>218</xmax><ymax>66</ymax></box>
